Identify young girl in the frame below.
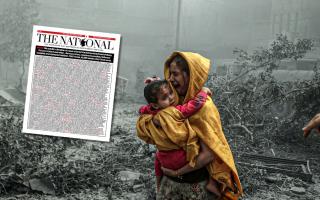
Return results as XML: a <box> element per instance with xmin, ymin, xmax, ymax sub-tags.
<box><xmin>138</xmin><ymin>78</ymin><xmax>221</xmax><ymax>198</ymax></box>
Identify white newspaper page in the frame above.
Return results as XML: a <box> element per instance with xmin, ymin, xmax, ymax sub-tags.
<box><xmin>23</xmin><ymin>25</ymin><xmax>121</xmax><ymax>142</ymax></box>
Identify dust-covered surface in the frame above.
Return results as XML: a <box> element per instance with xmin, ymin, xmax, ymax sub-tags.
<box><xmin>0</xmin><ymin>100</ymin><xmax>320</xmax><ymax>200</ymax></box>
<box><xmin>1</xmin><ymin>37</ymin><xmax>320</xmax><ymax>200</ymax></box>
<box><xmin>0</xmin><ymin>102</ymin><xmax>156</xmax><ymax>199</ymax></box>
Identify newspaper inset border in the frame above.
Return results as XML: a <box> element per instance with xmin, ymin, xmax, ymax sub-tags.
<box><xmin>22</xmin><ymin>25</ymin><xmax>121</xmax><ymax>142</ymax></box>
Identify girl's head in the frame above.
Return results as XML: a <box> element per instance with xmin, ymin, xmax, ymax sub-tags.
<box><xmin>144</xmin><ymin>80</ymin><xmax>175</xmax><ymax>109</ymax></box>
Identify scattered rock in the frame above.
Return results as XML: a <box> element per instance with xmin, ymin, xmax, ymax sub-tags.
<box><xmin>294</xmin><ymin>180</ymin><xmax>308</xmax><ymax>188</ymax></box>
<box><xmin>311</xmin><ymin>183</ymin><xmax>320</xmax><ymax>193</ymax></box>
<box><xmin>137</xmin><ymin>145</ymin><xmax>145</xmax><ymax>154</ymax></box>
<box><xmin>29</xmin><ymin>178</ymin><xmax>56</xmax><ymax>195</ymax></box>
<box><xmin>122</xmin><ymin>192</ymin><xmax>145</xmax><ymax>200</ymax></box>
<box><xmin>118</xmin><ymin>171</ymin><xmax>141</xmax><ymax>183</ymax></box>
<box><xmin>133</xmin><ymin>184</ymin><xmax>144</xmax><ymax>192</ymax></box>
<box><xmin>265</xmin><ymin>176</ymin><xmax>281</xmax><ymax>183</ymax></box>
<box><xmin>290</xmin><ymin>186</ymin><xmax>306</xmax><ymax>195</ymax></box>
<box><xmin>277</xmin><ymin>194</ymin><xmax>291</xmax><ymax>199</ymax></box>
<box><xmin>149</xmin><ymin>145</ymin><xmax>157</xmax><ymax>153</ymax></box>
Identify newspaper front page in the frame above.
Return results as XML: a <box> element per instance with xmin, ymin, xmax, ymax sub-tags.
<box><xmin>22</xmin><ymin>25</ymin><xmax>121</xmax><ymax>142</ymax></box>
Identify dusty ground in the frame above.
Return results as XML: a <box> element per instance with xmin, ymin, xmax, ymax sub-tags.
<box><xmin>1</xmin><ymin>101</ymin><xmax>320</xmax><ymax>200</ymax></box>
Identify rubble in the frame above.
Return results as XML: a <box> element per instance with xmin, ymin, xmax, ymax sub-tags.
<box><xmin>132</xmin><ymin>184</ymin><xmax>144</xmax><ymax>192</ymax></box>
<box><xmin>265</xmin><ymin>176</ymin><xmax>281</xmax><ymax>184</ymax></box>
<box><xmin>1</xmin><ymin>101</ymin><xmax>320</xmax><ymax>200</ymax></box>
<box><xmin>238</xmin><ymin>153</ymin><xmax>313</xmax><ymax>182</ymax></box>
<box><xmin>290</xmin><ymin>186</ymin><xmax>306</xmax><ymax>195</ymax></box>
<box><xmin>29</xmin><ymin>178</ymin><xmax>56</xmax><ymax>195</ymax></box>
<box><xmin>118</xmin><ymin>170</ymin><xmax>141</xmax><ymax>183</ymax></box>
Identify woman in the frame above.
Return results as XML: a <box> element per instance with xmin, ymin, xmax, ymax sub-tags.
<box><xmin>137</xmin><ymin>52</ymin><xmax>242</xmax><ymax>200</ymax></box>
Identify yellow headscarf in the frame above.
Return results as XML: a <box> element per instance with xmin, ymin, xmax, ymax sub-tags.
<box><xmin>137</xmin><ymin>52</ymin><xmax>243</xmax><ymax>199</ymax></box>
<box><xmin>164</xmin><ymin>51</ymin><xmax>210</xmax><ymax>104</ymax></box>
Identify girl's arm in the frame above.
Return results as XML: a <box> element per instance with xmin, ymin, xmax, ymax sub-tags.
<box><xmin>175</xmin><ymin>87</ymin><xmax>211</xmax><ymax>118</ymax></box>
<box><xmin>161</xmin><ymin>140</ymin><xmax>214</xmax><ymax>176</ymax></box>
<box><xmin>139</xmin><ymin>104</ymin><xmax>157</xmax><ymax>115</ymax></box>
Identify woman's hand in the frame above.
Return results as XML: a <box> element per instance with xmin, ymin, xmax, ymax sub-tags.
<box><xmin>161</xmin><ymin>141</ymin><xmax>214</xmax><ymax>178</ymax></box>
<box><xmin>161</xmin><ymin>167</ymin><xmax>179</xmax><ymax>177</ymax></box>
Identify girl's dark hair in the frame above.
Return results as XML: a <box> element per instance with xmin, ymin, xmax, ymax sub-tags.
<box><xmin>171</xmin><ymin>55</ymin><xmax>189</xmax><ymax>75</ymax></box>
<box><xmin>144</xmin><ymin>80</ymin><xmax>168</xmax><ymax>104</ymax></box>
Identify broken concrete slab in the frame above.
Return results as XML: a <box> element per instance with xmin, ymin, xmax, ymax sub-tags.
<box><xmin>290</xmin><ymin>186</ymin><xmax>306</xmax><ymax>195</ymax></box>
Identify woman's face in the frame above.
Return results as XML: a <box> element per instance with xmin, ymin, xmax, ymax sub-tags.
<box><xmin>168</xmin><ymin>61</ymin><xmax>189</xmax><ymax>96</ymax></box>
